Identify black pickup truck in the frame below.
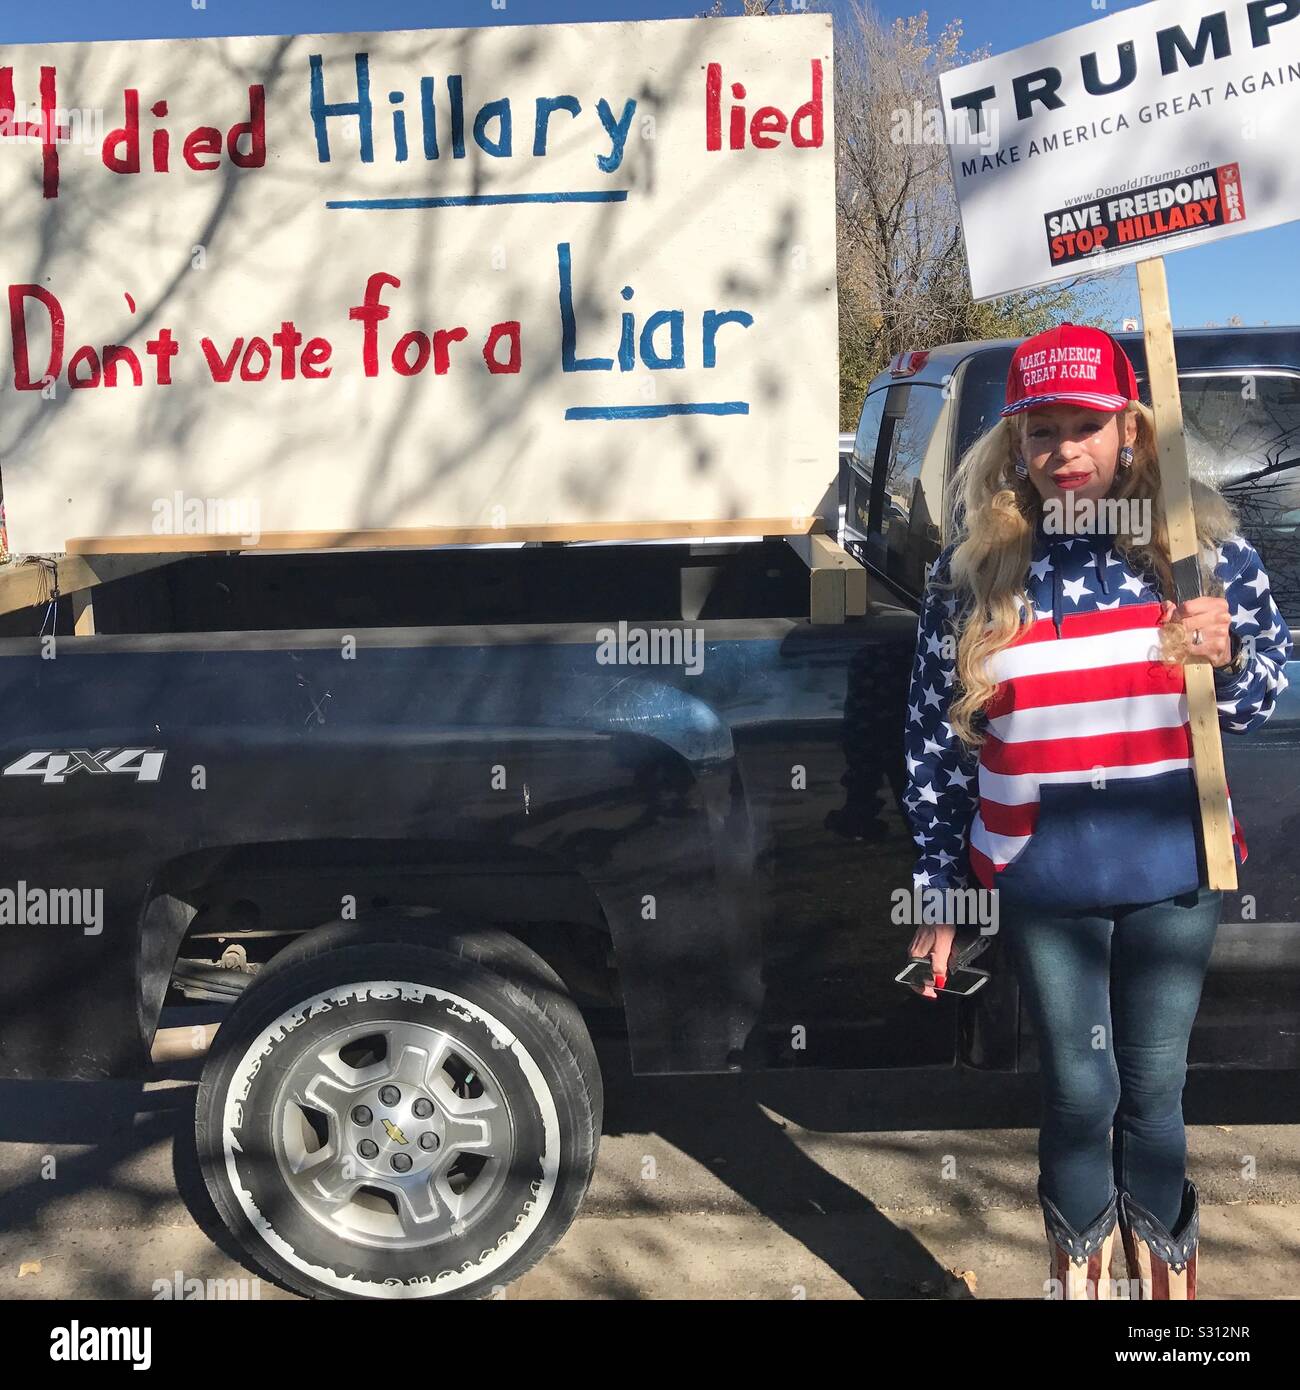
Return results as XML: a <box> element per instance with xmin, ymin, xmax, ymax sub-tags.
<box><xmin>0</xmin><ymin>328</ymin><xmax>1296</xmax><ymax>1299</ymax></box>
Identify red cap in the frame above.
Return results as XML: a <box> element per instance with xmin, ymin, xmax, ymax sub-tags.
<box><xmin>1002</xmin><ymin>323</ymin><xmax>1139</xmax><ymax>418</ymax></box>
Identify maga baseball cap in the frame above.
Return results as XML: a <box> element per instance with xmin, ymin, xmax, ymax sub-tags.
<box><xmin>1001</xmin><ymin>323</ymin><xmax>1139</xmax><ymax>418</ymax></box>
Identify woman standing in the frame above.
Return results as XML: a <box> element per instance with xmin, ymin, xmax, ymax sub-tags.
<box><xmin>901</xmin><ymin>323</ymin><xmax>1292</xmax><ymax>1300</ymax></box>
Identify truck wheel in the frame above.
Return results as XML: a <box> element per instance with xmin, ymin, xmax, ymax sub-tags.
<box><xmin>195</xmin><ymin>919</ymin><xmax>601</xmax><ymax>1299</ymax></box>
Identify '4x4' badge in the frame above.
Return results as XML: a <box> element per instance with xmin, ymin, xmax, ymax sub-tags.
<box><xmin>2</xmin><ymin>748</ymin><xmax>166</xmax><ymax>784</ymax></box>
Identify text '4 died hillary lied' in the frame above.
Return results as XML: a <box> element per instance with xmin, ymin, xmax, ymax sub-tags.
<box><xmin>0</xmin><ymin>49</ymin><xmax>827</xmax><ymax>198</ymax></box>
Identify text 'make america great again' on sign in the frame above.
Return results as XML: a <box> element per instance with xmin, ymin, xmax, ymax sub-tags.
<box><xmin>938</xmin><ymin>0</ymin><xmax>1300</xmax><ymax>301</ymax></box>
<box><xmin>0</xmin><ymin>15</ymin><xmax>835</xmax><ymax>554</ymax></box>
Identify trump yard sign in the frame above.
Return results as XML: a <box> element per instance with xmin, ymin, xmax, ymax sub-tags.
<box><xmin>939</xmin><ymin>0</ymin><xmax>1300</xmax><ymax>301</ymax></box>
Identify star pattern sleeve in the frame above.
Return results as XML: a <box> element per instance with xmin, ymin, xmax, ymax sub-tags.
<box><xmin>902</xmin><ymin>543</ymin><xmax>982</xmax><ymax>893</ymax></box>
<box><xmin>1210</xmin><ymin>535</ymin><xmax>1293</xmax><ymax>734</ymax></box>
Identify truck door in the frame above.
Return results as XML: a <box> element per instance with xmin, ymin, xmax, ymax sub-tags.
<box><xmin>977</xmin><ymin>357</ymin><xmax>1300</xmax><ymax>1074</ymax></box>
<box><xmin>1165</xmin><ymin>367</ymin><xmax>1300</xmax><ymax>1069</ymax></box>
<box><xmin>745</xmin><ymin>377</ymin><xmax>966</xmax><ymax>1070</ymax></box>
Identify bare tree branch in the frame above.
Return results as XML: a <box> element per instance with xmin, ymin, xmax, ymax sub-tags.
<box><xmin>701</xmin><ymin>0</ymin><xmax>1124</xmax><ymax>425</ymax></box>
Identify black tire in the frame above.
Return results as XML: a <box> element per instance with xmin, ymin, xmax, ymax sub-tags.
<box><xmin>195</xmin><ymin>916</ymin><xmax>602</xmax><ymax>1299</ymax></box>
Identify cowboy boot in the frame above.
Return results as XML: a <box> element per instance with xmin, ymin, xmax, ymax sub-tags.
<box><xmin>1038</xmin><ymin>1176</ymin><xmax>1120</xmax><ymax>1299</ymax></box>
<box><xmin>1118</xmin><ymin>1179</ymin><xmax>1199</xmax><ymax>1300</ymax></box>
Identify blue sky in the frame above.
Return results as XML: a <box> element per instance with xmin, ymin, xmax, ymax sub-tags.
<box><xmin>1</xmin><ymin>0</ymin><xmax>1293</xmax><ymax>329</ymax></box>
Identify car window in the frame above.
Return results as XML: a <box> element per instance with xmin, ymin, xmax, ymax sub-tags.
<box><xmin>841</xmin><ymin>381</ymin><xmax>950</xmax><ymax>595</ymax></box>
<box><xmin>852</xmin><ymin>389</ymin><xmax>888</xmax><ymax>479</ymax></box>
<box><xmin>880</xmin><ymin>385</ymin><xmax>945</xmax><ymax>538</ymax></box>
<box><xmin>954</xmin><ymin>349</ymin><xmax>1013</xmax><ymax>464</ymax></box>
<box><xmin>1149</xmin><ymin>372</ymin><xmax>1300</xmax><ymax>625</ymax></box>
<box><xmin>880</xmin><ymin>384</ymin><xmax>948</xmax><ymax>592</ymax></box>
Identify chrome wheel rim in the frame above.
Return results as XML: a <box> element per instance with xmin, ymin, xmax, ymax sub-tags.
<box><xmin>271</xmin><ymin>1018</ymin><xmax>515</xmax><ymax>1251</ymax></box>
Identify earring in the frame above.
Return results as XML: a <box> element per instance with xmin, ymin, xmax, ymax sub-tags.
<box><xmin>1015</xmin><ymin>455</ymin><xmax>1029</xmax><ymax>479</ymax></box>
<box><xmin>1118</xmin><ymin>446</ymin><xmax>1134</xmax><ymax>471</ymax></box>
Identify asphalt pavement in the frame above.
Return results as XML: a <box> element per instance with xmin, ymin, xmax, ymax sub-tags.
<box><xmin>0</xmin><ymin>1020</ymin><xmax>1296</xmax><ymax>1300</ymax></box>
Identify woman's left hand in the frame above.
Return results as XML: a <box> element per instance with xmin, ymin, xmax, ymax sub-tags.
<box><xmin>1160</xmin><ymin>596</ymin><xmax>1234</xmax><ymax>667</ymax></box>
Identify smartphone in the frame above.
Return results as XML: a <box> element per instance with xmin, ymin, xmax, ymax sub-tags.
<box><xmin>894</xmin><ymin>958</ymin><xmax>990</xmax><ymax>996</ymax></box>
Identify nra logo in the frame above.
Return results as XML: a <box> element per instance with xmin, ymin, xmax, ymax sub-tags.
<box><xmin>2</xmin><ymin>748</ymin><xmax>166</xmax><ymax>785</ymax></box>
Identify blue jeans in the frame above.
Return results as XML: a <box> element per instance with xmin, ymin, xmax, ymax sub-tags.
<box><xmin>999</xmin><ymin>885</ymin><xmax>1222</xmax><ymax>1234</ymax></box>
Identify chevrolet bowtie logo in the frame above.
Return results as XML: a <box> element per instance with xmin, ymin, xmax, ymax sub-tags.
<box><xmin>381</xmin><ymin>1118</ymin><xmax>409</xmax><ymax>1146</ymax></box>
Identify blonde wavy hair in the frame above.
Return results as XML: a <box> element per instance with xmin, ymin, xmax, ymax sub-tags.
<box><xmin>933</xmin><ymin>399</ymin><xmax>1241</xmax><ymax>748</ymax></box>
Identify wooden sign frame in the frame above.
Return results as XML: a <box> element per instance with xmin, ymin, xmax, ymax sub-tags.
<box><xmin>0</xmin><ymin>516</ymin><xmax>870</xmax><ymax>629</ymax></box>
<box><xmin>1137</xmin><ymin>256</ymin><xmax>1237</xmax><ymax>891</ymax></box>
<box><xmin>62</xmin><ymin>517</ymin><xmax>822</xmax><ymax>554</ymax></box>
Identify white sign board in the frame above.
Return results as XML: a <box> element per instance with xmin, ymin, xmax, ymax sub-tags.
<box><xmin>939</xmin><ymin>0</ymin><xmax>1300</xmax><ymax>301</ymax></box>
<box><xmin>0</xmin><ymin>14</ymin><xmax>835</xmax><ymax>554</ymax></box>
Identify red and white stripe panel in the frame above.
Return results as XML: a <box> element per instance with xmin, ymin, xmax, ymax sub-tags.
<box><xmin>1050</xmin><ymin>1226</ymin><xmax>1120</xmax><ymax>1299</ymax></box>
<box><xmin>967</xmin><ymin>604</ymin><xmax>1194</xmax><ymax>884</ymax></box>
<box><xmin>1120</xmin><ymin>1226</ymin><xmax>1197</xmax><ymax>1300</ymax></box>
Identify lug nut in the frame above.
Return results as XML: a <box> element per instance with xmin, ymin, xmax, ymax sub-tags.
<box><xmin>358</xmin><ymin>1139</ymin><xmax>379</xmax><ymax>1160</ymax></box>
<box><xmin>419</xmin><ymin>1132</ymin><xmax>439</xmax><ymax>1151</ymax></box>
<box><xmin>351</xmin><ymin>1105</ymin><xmax>373</xmax><ymax>1126</ymax></box>
<box><xmin>391</xmin><ymin>1152</ymin><xmax>413</xmax><ymax>1173</ymax></box>
<box><xmin>378</xmin><ymin>1085</ymin><xmax>401</xmax><ymax>1107</ymax></box>
<box><xmin>412</xmin><ymin>1098</ymin><xmax>434</xmax><ymax>1118</ymax></box>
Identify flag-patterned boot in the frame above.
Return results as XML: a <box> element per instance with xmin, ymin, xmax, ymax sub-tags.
<box><xmin>1118</xmin><ymin>1179</ymin><xmax>1199</xmax><ymax>1300</ymax></box>
<box><xmin>1038</xmin><ymin>1177</ymin><xmax>1120</xmax><ymax>1299</ymax></box>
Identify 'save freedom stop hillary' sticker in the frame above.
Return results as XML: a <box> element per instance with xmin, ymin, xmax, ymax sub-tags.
<box><xmin>1044</xmin><ymin>164</ymin><xmax>1247</xmax><ymax>269</ymax></box>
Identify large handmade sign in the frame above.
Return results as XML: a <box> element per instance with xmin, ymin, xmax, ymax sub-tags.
<box><xmin>939</xmin><ymin>0</ymin><xmax>1300</xmax><ymax>301</ymax></box>
<box><xmin>0</xmin><ymin>14</ymin><xmax>835</xmax><ymax>553</ymax></box>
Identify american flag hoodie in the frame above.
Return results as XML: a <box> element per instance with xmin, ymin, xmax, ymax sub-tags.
<box><xmin>903</xmin><ymin>516</ymin><xmax>1293</xmax><ymax>911</ymax></box>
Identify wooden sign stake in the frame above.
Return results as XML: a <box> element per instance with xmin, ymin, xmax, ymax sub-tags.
<box><xmin>1136</xmin><ymin>255</ymin><xmax>1237</xmax><ymax>891</ymax></box>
